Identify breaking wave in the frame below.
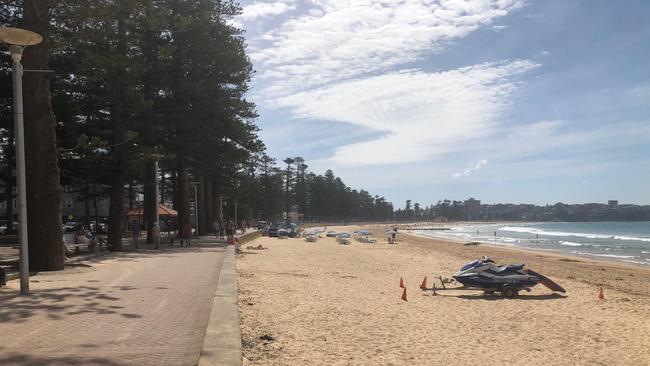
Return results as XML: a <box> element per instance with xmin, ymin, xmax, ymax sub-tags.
<box><xmin>560</xmin><ymin>241</ymin><xmax>583</xmax><ymax>247</ymax></box>
<box><xmin>501</xmin><ymin>226</ymin><xmax>650</xmax><ymax>242</ymax></box>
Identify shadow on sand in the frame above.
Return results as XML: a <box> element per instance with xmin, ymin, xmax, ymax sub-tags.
<box><xmin>456</xmin><ymin>293</ymin><xmax>567</xmax><ymax>301</ymax></box>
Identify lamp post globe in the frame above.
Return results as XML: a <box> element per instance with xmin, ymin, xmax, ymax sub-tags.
<box><xmin>0</xmin><ymin>27</ymin><xmax>43</xmax><ymax>46</ymax></box>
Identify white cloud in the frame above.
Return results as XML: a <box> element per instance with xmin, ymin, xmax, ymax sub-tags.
<box><xmin>238</xmin><ymin>1</ymin><xmax>296</xmax><ymax>21</ymax></box>
<box><xmin>492</xmin><ymin>25</ymin><xmax>509</xmax><ymax>30</ymax></box>
<box><xmin>453</xmin><ymin>159</ymin><xmax>488</xmax><ymax>179</ymax></box>
<box><xmin>252</xmin><ymin>0</ymin><xmax>527</xmax><ymax>95</ymax></box>
<box><xmin>276</xmin><ymin>60</ymin><xmax>538</xmax><ymax>166</ymax></box>
<box><xmin>247</xmin><ymin>1</ymin><xmax>538</xmax><ymax>169</ymax></box>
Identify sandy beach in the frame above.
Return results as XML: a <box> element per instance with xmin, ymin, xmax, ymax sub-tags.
<box><xmin>237</xmin><ymin>226</ymin><xmax>650</xmax><ymax>366</ymax></box>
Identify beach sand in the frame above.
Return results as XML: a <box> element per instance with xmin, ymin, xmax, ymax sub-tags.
<box><xmin>237</xmin><ymin>226</ymin><xmax>650</xmax><ymax>365</ymax></box>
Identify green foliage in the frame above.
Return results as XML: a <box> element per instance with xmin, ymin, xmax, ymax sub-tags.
<box><xmin>0</xmin><ymin>0</ymin><xmax>391</xmax><ymax>229</ymax></box>
<box><xmin>235</xmin><ymin>156</ymin><xmax>394</xmax><ymax>223</ymax></box>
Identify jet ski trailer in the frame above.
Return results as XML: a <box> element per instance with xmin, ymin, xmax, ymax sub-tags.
<box><xmin>424</xmin><ymin>257</ymin><xmax>566</xmax><ymax>298</ymax></box>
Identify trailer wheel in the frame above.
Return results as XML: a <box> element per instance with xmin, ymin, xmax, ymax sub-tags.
<box><xmin>501</xmin><ymin>287</ymin><xmax>518</xmax><ymax>298</ymax></box>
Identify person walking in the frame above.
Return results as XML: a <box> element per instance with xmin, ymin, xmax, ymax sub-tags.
<box><xmin>131</xmin><ymin>220</ymin><xmax>141</xmax><ymax>249</ymax></box>
<box><xmin>225</xmin><ymin>220</ymin><xmax>233</xmax><ymax>243</ymax></box>
<box><xmin>181</xmin><ymin>222</ymin><xmax>192</xmax><ymax>246</ymax></box>
<box><xmin>218</xmin><ymin>221</ymin><xmax>225</xmax><ymax>240</ymax></box>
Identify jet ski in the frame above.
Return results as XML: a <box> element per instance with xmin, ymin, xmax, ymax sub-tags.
<box><xmin>453</xmin><ymin>256</ymin><xmax>566</xmax><ymax>298</ymax></box>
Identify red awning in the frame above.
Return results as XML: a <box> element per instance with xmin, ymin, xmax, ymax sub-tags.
<box><xmin>126</xmin><ymin>203</ymin><xmax>178</xmax><ymax>217</ymax></box>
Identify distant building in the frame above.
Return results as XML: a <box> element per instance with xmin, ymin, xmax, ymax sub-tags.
<box><xmin>61</xmin><ymin>186</ymin><xmax>110</xmax><ymax>222</ymax></box>
<box><xmin>464</xmin><ymin>197</ymin><xmax>481</xmax><ymax>220</ymax></box>
<box><xmin>608</xmin><ymin>200</ymin><xmax>619</xmax><ymax>209</ymax></box>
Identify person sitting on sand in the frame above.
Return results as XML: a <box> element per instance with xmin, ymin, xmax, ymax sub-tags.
<box><xmin>246</xmin><ymin>244</ymin><xmax>267</xmax><ymax>250</ymax></box>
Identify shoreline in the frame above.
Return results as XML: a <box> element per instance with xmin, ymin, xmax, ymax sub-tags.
<box><xmin>404</xmin><ymin>229</ymin><xmax>650</xmax><ymax>269</ymax></box>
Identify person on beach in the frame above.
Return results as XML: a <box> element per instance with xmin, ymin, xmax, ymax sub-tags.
<box><xmin>218</xmin><ymin>221</ymin><xmax>225</xmax><ymax>240</ymax></box>
<box><xmin>181</xmin><ymin>222</ymin><xmax>192</xmax><ymax>246</ymax></box>
<box><xmin>234</xmin><ymin>237</ymin><xmax>241</xmax><ymax>254</ymax></box>
<box><xmin>131</xmin><ymin>220</ymin><xmax>141</xmax><ymax>249</ymax></box>
<box><xmin>226</xmin><ymin>220</ymin><xmax>234</xmax><ymax>242</ymax></box>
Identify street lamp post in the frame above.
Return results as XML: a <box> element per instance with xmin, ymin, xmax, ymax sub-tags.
<box><xmin>194</xmin><ymin>184</ymin><xmax>198</xmax><ymax>237</ymax></box>
<box><xmin>0</xmin><ymin>27</ymin><xmax>43</xmax><ymax>295</ymax></box>
<box><xmin>190</xmin><ymin>181</ymin><xmax>202</xmax><ymax>237</ymax></box>
<box><xmin>219</xmin><ymin>195</ymin><xmax>223</xmax><ymax>222</ymax></box>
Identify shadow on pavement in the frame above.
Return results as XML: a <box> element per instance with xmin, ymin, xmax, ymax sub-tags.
<box><xmin>0</xmin><ymin>285</ymin><xmax>141</xmax><ymax>323</ymax></box>
<box><xmin>0</xmin><ymin>353</ymin><xmax>129</xmax><ymax>366</ymax></box>
<box><xmin>85</xmin><ymin>245</ymin><xmax>228</xmax><ymax>263</ymax></box>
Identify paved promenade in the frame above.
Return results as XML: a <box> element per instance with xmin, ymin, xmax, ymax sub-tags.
<box><xmin>0</xmin><ymin>239</ymin><xmax>232</xmax><ymax>366</ymax></box>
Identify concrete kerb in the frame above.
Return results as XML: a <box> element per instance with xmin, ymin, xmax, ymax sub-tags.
<box><xmin>237</xmin><ymin>230</ymin><xmax>262</xmax><ymax>245</ymax></box>
<box><xmin>198</xmin><ymin>230</ymin><xmax>260</xmax><ymax>365</ymax></box>
<box><xmin>199</xmin><ymin>244</ymin><xmax>242</xmax><ymax>366</ymax></box>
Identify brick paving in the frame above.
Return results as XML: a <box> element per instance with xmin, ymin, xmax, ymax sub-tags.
<box><xmin>0</xmin><ymin>241</ymin><xmax>228</xmax><ymax>366</ymax></box>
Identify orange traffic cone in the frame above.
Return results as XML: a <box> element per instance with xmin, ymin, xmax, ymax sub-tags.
<box><xmin>399</xmin><ymin>277</ymin><xmax>405</xmax><ymax>288</ymax></box>
<box><xmin>420</xmin><ymin>276</ymin><xmax>427</xmax><ymax>290</ymax></box>
<box><xmin>598</xmin><ymin>287</ymin><xmax>604</xmax><ymax>300</ymax></box>
<box><xmin>401</xmin><ymin>287</ymin><xmax>407</xmax><ymax>302</ymax></box>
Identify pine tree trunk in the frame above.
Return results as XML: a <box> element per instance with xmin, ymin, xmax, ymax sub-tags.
<box><xmin>171</xmin><ymin>171</ymin><xmax>177</xmax><ymax>211</ymax></box>
<box><xmin>204</xmin><ymin>178</ymin><xmax>214</xmax><ymax>231</ymax></box>
<box><xmin>160</xmin><ymin>171</ymin><xmax>166</xmax><ymax>204</ymax></box>
<box><xmin>108</xmin><ymin>154</ymin><xmax>125</xmax><ymax>251</ymax></box>
<box><xmin>23</xmin><ymin>0</ymin><xmax>65</xmax><ymax>271</ymax></box>
<box><xmin>197</xmin><ymin>175</ymin><xmax>206</xmax><ymax>235</ymax></box>
<box><xmin>128</xmin><ymin>181</ymin><xmax>134</xmax><ymax>209</ymax></box>
<box><xmin>144</xmin><ymin>159</ymin><xmax>157</xmax><ymax>243</ymax></box>
<box><xmin>212</xmin><ymin>179</ymin><xmax>221</xmax><ymax>222</ymax></box>
<box><xmin>176</xmin><ymin>155</ymin><xmax>190</xmax><ymax>227</ymax></box>
<box><xmin>107</xmin><ymin>11</ymin><xmax>129</xmax><ymax>252</ymax></box>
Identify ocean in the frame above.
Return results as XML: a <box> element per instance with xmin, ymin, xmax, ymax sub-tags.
<box><xmin>412</xmin><ymin>221</ymin><xmax>650</xmax><ymax>266</ymax></box>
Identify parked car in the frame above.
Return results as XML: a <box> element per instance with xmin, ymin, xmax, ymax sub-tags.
<box><xmin>63</xmin><ymin>222</ymin><xmax>79</xmax><ymax>233</ymax></box>
<box><xmin>256</xmin><ymin>220</ymin><xmax>268</xmax><ymax>230</ymax></box>
<box><xmin>326</xmin><ymin>231</ymin><xmax>338</xmax><ymax>237</ymax></box>
<box><xmin>284</xmin><ymin>223</ymin><xmax>299</xmax><ymax>238</ymax></box>
<box><xmin>90</xmin><ymin>221</ymin><xmax>107</xmax><ymax>233</ymax></box>
<box><xmin>0</xmin><ymin>222</ymin><xmax>17</xmax><ymax>235</ymax></box>
<box><xmin>268</xmin><ymin>224</ymin><xmax>280</xmax><ymax>237</ymax></box>
<box><xmin>277</xmin><ymin>228</ymin><xmax>290</xmax><ymax>239</ymax></box>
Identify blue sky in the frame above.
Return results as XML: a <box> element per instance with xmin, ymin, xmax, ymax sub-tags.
<box><xmin>235</xmin><ymin>0</ymin><xmax>650</xmax><ymax>208</ymax></box>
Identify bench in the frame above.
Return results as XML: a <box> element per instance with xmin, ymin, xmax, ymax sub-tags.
<box><xmin>64</xmin><ymin>235</ymin><xmax>107</xmax><ymax>255</ymax></box>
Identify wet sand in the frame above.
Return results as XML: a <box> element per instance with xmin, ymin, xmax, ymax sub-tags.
<box><xmin>237</xmin><ymin>226</ymin><xmax>650</xmax><ymax>365</ymax></box>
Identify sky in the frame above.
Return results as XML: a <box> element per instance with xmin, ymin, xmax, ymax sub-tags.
<box><xmin>234</xmin><ymin>0</ymin><xmax>650</xmax><ymax>208</ymax></box>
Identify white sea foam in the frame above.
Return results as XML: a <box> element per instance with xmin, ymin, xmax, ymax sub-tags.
<box><xmin>622</xmin><ymin>259</ymin><xmax>649</xmax><ymax>266</ymax></box>
<box><xmin>500</xmin><ymin>226</ymin><xmax>650</xmax><ymax>242</ymax></box>
<box><xmin>500</xmin><ymin>226</ymin><xmax>613</xmax><ymax>239</ymax></box>
<box><xmin>560</xmin><ymin>241</ymin><xmax>583</xmax><ymax>247</ymax></box>
<box><xmin>588</xmin><ymin>253</ymin><xmax>636</xmax><ymax>259</ymax></box>
<box><xmin>613</xmin><ymin>235</ymin><xmax>650</xmax><ymax>242</ymax></box>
